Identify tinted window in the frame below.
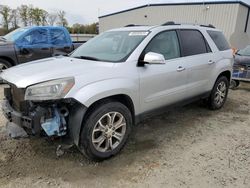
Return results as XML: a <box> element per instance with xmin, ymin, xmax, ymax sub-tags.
<box><xmin>21</xmin><ymin>29</ymin><xmax>48</xmax><ymax>45</ymax></box>
<box><xmin>207</xmin><ymin>30</ymin><xmax>230</xmax><ymax>51</ymax></box>
<box><xmin>179</xmin><ymin>30</ymin><xmax>207</xmax><ymax>56</ymax></box>
<box><xmin>50</xmin><ymin>29</ymin><xmax>68</xmax><ymax>45</ymax></box>
<box><xmin>144</xmin><ymin>30</ymin><xmax>180</xmax><ymax>60</ymax></box>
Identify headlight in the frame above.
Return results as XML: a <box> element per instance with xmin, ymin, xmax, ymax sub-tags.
<box><xmin>25</xmin><ymin>77</ymin><xmax>75</xmax><ymax>101</ymax></box>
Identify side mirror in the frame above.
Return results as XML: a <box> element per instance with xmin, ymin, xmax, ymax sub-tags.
<box><xmin>143</xmin><ymin>52</ymin><xmax>165</xmax><ymax>64</ymax></box>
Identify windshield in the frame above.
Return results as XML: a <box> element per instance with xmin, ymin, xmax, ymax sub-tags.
<box><xmin>237</xmin><ymin>45</ymin><xmax>250</xmax><ymax>56</ymax></box>
<box><xmin>4</xmin><ymin>28</ymin><xmax>29</xmax><ymax>42</ymax></box>
<box><xmin>71</xmin><ymin>31</ymin><xmax>149</xmax><ymax>62</ymax></box>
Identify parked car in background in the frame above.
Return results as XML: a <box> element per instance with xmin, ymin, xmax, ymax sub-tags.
<box><xmin>230</xmin><ymin>45</ymin><xmax>250</xmax><ymax>88</ymax></box>
<box><xmin>234</xmin><ymin>45</ymin><xmax>250</xmax><ymax>67</ymax></box>
<box><xmin>1</xmin><ymin>23</ymin><xmax>233</xmax><ymax>161</ymax></box>
<box><xmin>0</xmin><ymin>26</ymin><xmax>85</xmax><ymax>70</ymax></box>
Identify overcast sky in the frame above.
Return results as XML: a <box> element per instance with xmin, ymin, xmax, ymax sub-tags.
<box><xmin>1</xmin><ymin>0</ymin><xmax>250</xmax><ymax>25</ymax></box>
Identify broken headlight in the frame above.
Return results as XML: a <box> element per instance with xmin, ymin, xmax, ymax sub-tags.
<box><xmin>25</xmin><ymin>77</ymin><xmax>75</xmax><ymax>101</ymax></box>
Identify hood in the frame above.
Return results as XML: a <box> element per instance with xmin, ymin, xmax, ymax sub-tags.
<box><xmin>0</xmin><ymin>40</ymin><xmax>14</xmax><ymax>47</ymax></box>
<box><xmin>0</xmin><ymin>56</ymin><xmax>115</xmax><ymax>88</ymax></box>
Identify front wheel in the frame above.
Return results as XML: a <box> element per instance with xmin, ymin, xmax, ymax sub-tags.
<box><xmin>230</xmin><ymin>80</ymin><xmax>240</xmax><ymax>90</ymax></box>
<box><xmin>208</xmin><ymin>76</ymin><xmax>229</xmax><ymax>110</ymax></box>
<box><xmin>0</xmin><ymin>59</ymin><xmax>11</xmax><ymax>72</ymax></box>
<box><xmin>79</xmin><ymin>101</ymin><xmax>132</xmax><ymax>161</ymax></box>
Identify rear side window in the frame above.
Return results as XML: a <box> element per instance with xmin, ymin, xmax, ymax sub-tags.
<box><xmin>207</xmin><ymin>30</ymin><xmax>230</xmax><ymax>51</ymax></box>
<box><xmin>50</xmin><ymin>29</ymin><xmax>68</xmax><ymax>45</ymax></box>
<box><xmin>179</xmin><ymin>30</ymin><xmax>208</xmax><ymax>56</ymax></box>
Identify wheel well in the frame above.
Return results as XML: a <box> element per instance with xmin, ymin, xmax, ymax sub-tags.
<box><xmin>0</xmin><ymin>56</ymin><xmax>16</xmax><ymax>66</ymax></box>
<box><xmin>85</xmin><ymin>94</ymin><xmax>135</xmax><ymax>123</ymax></box>
<box><xmin>217</xmin><ymin>70</ymin><xmax>231</xmax><ymax>82</ymax></box>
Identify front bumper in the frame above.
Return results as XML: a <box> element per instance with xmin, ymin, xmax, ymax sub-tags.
<box><xmin>2</xmin><ymin>98</ymin><xmax>88</xmax><ymax>146</ymax></box>
<box><xmin>2</xmin><ymin>99</ymin><xmax>43</xmax><ymax>134</ymax></box>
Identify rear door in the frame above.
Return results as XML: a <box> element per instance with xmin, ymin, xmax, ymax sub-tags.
<box><xmin>50</xmin><ymin>28</ymin><xmax>73</xmax><ymax>56</ymax></box>
<box><xmin>139</xmin><ymin>30</ymin><xmax>188</xmax><ymax>112</ymax></box>
<box><xmin>15</xmin><ymin>28</ymin><xmax>52</xmax><ymax>63</ymax></box>
<box><xmin>177</xmin><ymin>29</ymin><xmax>215</xmax><ymax>97</ymax></box>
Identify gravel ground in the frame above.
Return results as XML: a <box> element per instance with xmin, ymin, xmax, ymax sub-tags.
<box><xmin>0</xmin><ymin>83</ymin><xmax>249</xmax><ymax>188</ymax></box>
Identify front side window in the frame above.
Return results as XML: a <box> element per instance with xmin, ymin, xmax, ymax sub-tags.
<box><xmin>71</xmin><ymin>31</ymin><xmax>148</xmax><ymax>62</ymax></box>
<box><xmin>179</xmin><ymin>30</ymin><xmax>208</xmax><ymax>56</ymax></box>
<box><xmin>144</xmin><ymin>30</ymin><xmax>180</xmax><ymax>60</ymax></box>
<box><xmin>21</xmin><ymin>29</ymin><xmax>48</xmax><ymax>45</ymax></box>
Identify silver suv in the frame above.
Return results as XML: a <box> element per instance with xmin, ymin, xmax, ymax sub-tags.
<box><xmin>1</xmin><ymin>23</ymin><xmax>233</xmax><ymax>160</ymax></box>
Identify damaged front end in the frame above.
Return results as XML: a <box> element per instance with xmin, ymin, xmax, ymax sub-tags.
<box><xmin>2</xmin><ymin>84</ymin><xmax>87</xmax><ymax>146</ymax></box>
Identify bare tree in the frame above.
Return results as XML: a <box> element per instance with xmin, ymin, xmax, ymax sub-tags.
<box><xmin>57</xmin><ymin>10</ymin><xmax>68</xmax><ymax>27</ymax></box>
<box><xmin>0</xmin><ymin>5</ymin><xmax>12</xmax><ymax>31</ymax></box>
<box><xmin>48</xmin><ymin>13</ymin><xmax>57</xmax><ymax>26</ymax></box>
<box><xmin>41</xmin><ymin>10</ymin><xmax>48</xmax><ymax>26</ymax></box>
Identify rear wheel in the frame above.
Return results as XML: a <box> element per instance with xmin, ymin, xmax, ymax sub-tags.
<box><xmin>208</xmin><ymin>76</ymin><xmax>229</xmax><ymax>110</ymax></box>
<box><xmin>79</xmin><ymin>101</ymin><xmax>132</xmax><ymax>161</ymax></box>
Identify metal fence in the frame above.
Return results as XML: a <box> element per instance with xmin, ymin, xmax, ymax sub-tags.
<box><xmin>70</xmin><ymin>34</ymin><xmax>96</xmax><ymax>42</ymax></box>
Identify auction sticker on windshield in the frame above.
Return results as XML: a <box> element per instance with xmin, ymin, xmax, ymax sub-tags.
<box><xmin>129</xmin><ymin>32</ymin><xmax>149</xmax><ymax>36</ymax></box>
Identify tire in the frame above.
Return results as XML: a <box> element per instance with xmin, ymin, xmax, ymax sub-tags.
<box><xmin>208</xmin><ymin>76</ymin><xmax>229</xmax><ymax>110</ymax></box>
<box><xmin>79</xmin><ymin>101</ymin><xmax>132</xmax><ymax>161</ymax></box>
<box><xmin>230</xmin><ymin>80</ymin><xmax>240</xmax><ymax>90</ymax></box>
<box><xmin>0</xmin><ymin>58</ymin><xmax>11</xmax><ymax>72</ymax></box>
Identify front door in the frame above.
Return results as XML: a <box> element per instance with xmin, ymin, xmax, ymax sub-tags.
<box><xmin>15</xmin><ymin>28</ymin><xmax>52</xmax><ymax>63</ymax></box>
<box><xmin>139</xmin><ymin>30</ymin><xmax>188</xmax><ymax>113</ymax></box>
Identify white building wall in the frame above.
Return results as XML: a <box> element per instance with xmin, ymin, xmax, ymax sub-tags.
<box><xmin>99</xmin><ymin>3</ymin><xmax>245</xmax><ymax>47</ymax></box>
<box><xmin>230</xmin><ymin>5</ymin><xmax>250</xmax><ymax>48</ymax></box>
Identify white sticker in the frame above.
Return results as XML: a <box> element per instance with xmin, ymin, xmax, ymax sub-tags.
<box><xmin>129</xmin><ymin>32</ymin><xmax>149</xmax><ymax>36</ymax></box>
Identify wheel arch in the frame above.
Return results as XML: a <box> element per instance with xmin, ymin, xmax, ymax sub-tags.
<box><xmin>0</xmin><ymin>56</ymin><xmax>16</xmax><ymax>66</ymax></box>
<box><xmin>217</xmin><ymin>70</ymin><xmax>231</xmax><ymax>82</ymax></box>
<box><xmin>84</xmin><ymin>94</ymin><xmax>135</xmax><ymax>124</ymax></box>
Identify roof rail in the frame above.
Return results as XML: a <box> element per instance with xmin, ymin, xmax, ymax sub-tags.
<box><xmin>124</xmin><ymin>24</ymin><xmax>146</xmax><ymax>27</ymax></box>
<box><xmin>161</xmin><ymin>21</ymin><xmax>180</xmax><ymax>26</ymax></box>
<box><xmin>200</xmin><ymin>24</ymin><xmax>216</xmax><ymax>28</ymax></box>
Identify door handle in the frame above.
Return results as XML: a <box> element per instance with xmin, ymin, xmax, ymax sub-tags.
<box><xmin>177</xmin><ymin>66</ymin><xmax>185</xmax><ymax>72</ymax></box>
<box><xmin>208</xmin><ymin>60</ymin><xmax>215</xmax><ymax>65</ymax></box>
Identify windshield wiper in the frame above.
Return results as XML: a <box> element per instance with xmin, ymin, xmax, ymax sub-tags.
<box><xmin>73</xmin><ymin>56</ymin><xmax>100</xmax><ymax>61</ymax></box>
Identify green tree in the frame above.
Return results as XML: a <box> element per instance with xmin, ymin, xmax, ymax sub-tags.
<box><xmin>18</xmin><ymin>5</ymin><xmax>29</xmax><ymax>26</ymax></box>
<box><xmin>0</xmin><ymin>5</ymin><xmax>12</xmax><ymax>32</ymax></box>
<box><xmin>10</xmin><ymin>9</ymin><xmax>19</xmax><ymax>29</ymax></box>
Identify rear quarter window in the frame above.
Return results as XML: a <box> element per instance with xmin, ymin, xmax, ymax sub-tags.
<box><xmin>50</xmin><ymin>29</ymin><xmax>68</xmax><ymax>45</ymax></box>
<box><xmin>207</xmin><ymin>30</ymin><xmax>230</xmax><ymax>51</ymax></box>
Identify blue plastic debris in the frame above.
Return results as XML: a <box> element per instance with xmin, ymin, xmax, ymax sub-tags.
<box><xmin>41</xmin><ymin>108</ymin><xmax>66</xmax><ymax>137</ymax></box>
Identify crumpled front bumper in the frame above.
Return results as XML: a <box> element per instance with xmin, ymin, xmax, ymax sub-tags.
<box><xmin>1</xmin><ymin>99</ymin><xmax>43</xmax><ymax>135</ymax></box>
<box><xmin>2</xmin><ymin>98</ymin><xmax>88</xmax><ymax>147</ymax></box>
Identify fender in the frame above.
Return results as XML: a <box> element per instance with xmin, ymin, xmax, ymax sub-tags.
<box><xmin>209</xmin><ymin>57</ymin><xmax>233</xmax><ymax>89</ymax></box>
<box><xmin>67</xmin><ymin>78</ymin><xmax>140</xmax><ymax>115</ymax></box>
